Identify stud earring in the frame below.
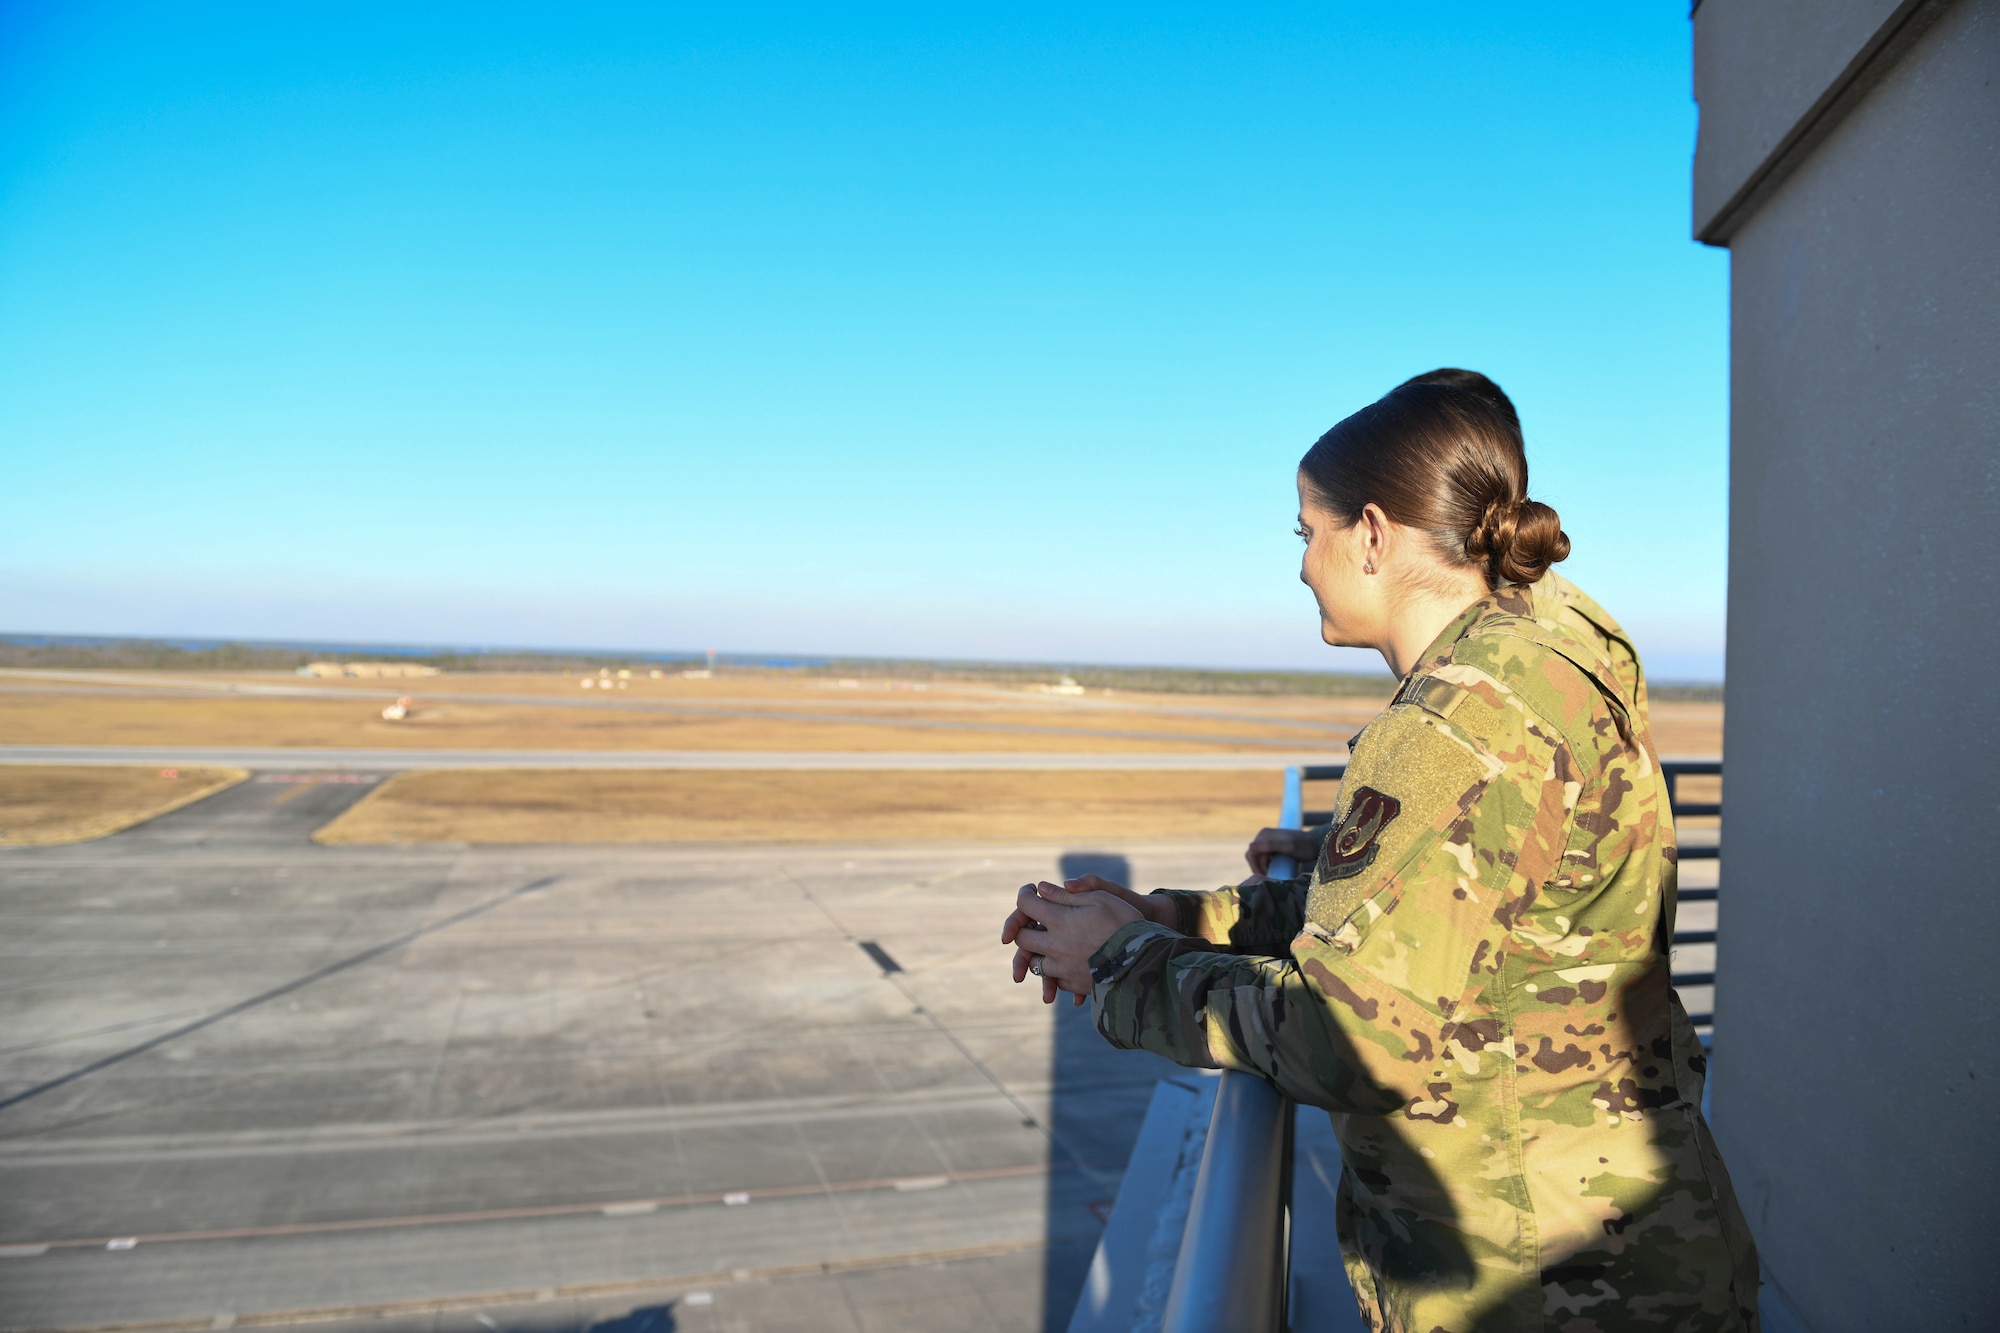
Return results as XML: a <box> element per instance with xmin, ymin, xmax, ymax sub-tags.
<box><xmin>1363</xmin><ymin>561</ymin><xmax>1376</xmax><ymax>574</ymax></box>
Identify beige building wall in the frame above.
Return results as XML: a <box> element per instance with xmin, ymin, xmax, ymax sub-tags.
<box><xmin>300</xmin><ymin>662</ymin><xmax>442</xmax><ymax>678</ymax></box>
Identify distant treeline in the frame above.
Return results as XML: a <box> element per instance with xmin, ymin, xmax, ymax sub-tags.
<box><xmin>0</xmin><ymin>638</ymin><xmax>321</xmax><ymax>671</ymax></box>
<box><xmin>0</xmin><ymin>636</ymin><xmax>707</xmax><ymax>676</ymax></box>
<box><xmin>0</xmin><ymin>633</ymin><xmax>1720</xmax><ymax>699</ymax></box>
<box><xmin>1646</xmin><ymin>682</ymin><xmax>1726</xmax><ymax>702</ymax></box>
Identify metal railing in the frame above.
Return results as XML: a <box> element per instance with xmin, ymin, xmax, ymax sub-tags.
<box><xmin>1660</xmin><ymin>760</ymin><xmax>1722</xmax><ymax>1030</ymax></box>
<box><xmin>1156</xmin><ymin>757</ymin><xmax>1723</xmax><ymax>1332</ymax></box>
<box><xmin>1155</xmin><ymin>764</ymin><xmax>1317</xmax><ymax>1333</ymax></box>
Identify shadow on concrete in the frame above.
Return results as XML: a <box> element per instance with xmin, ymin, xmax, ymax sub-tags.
<box><xmin>1041</xmin><ymin>851</ymin><xmax>1182</xmax><ymax>1332</ymax></box>
<box><xmin>579</xmin><ymin>1302</ymin><xmax>678</xmax><ymax>1333</ymax></box>
<box><xmin>410</xmin><ymin>1300</ymin><xmax>679</xmax><ymax>1333</ymax></box>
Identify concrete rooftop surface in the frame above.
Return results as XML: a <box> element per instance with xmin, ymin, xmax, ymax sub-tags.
<box><xmin>0</xmin><ymin>776</ymin><xmax>1242</xmax><ymax>1331</ymax></box>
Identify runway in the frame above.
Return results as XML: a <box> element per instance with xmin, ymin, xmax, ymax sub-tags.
<box><xmin>0</xmin><ymin>772</ymin><xmax>1239</xmax><ymax>1331</ymax></box>
<box><xmin>0</xmin><ymin>744</ymin><xmax>1331</xmax><ymax>771</ymax></box>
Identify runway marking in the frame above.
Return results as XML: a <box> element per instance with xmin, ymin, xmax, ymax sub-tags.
<box><xmin>0</xmin><ymin>875</ymin><xmax>561</xmax><ymax>1114</ymax></box>
<box><xmin>10</xmin><ymin>1159</ymin><xmax>1064</xmax><ymax>1251</ymax></box>
<box><xmin>0</xmin><ymin>1082</ymin><xmax>1058</xmax><ymax>1164</ymax></box>
<box><xmin>5</xmin><ymin>1236</ymin><xmax>1052</xmax><ymax>1333</ymax></box>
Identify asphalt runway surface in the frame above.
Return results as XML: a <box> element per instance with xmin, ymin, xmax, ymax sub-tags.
<box><xmin>0</xmin><ymin>746</ymin><xmax>1331</xmax><ymax>771</ymax></box>
<box><xmin>0</xmin><ymin>774</ymin><xmax>1253</xmax><ymax>1332</ymax></box>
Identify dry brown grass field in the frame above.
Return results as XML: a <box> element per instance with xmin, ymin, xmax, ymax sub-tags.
<box><xmin>0</xmin><ymin>764</ymin><xmax>247</xmax><ymax>845</ymax></box>
<box><xmin>0</xmin><ymin>668</ymin><xmax>1721</xmax><ymax>844</ymax></box>
<box><xmin>0</xmin><ymin>671</ymin><xmax>1385</xmax><ymax>752</ymax></box>
<box><xmin>313</xmin><ymin>768</ymin><xmax>1293</xmax><ymax>845</ymax></box>
<box><xmin>0</xmin><ymin>669</ymin><xmax>1722</xmax><ymax>754</ymax></box>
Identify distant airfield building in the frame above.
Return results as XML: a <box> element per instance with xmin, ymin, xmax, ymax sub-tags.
<box><xmin>299</xmin><ymin>661</ymin><xmax>442</xmax><ymax>679</ymax></box>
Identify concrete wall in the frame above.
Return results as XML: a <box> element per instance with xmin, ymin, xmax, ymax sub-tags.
<box><xmin>1695</xmin><ymin>1</ymin><xmax>2000</xmax><ymax>1328</ymax></box>
<box><xmin>1691</xmin><ymin>0</ymin><xmax>1920</xmax><ymax>239</ymax></box>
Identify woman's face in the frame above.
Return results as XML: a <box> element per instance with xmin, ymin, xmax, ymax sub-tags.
<box><xmin>1295</xmin><ymin>472</ymin><xmax>1380</xmax><ymax>648</ymax></box>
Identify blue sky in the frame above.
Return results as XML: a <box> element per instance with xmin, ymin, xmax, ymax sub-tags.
<box><xmin>0</xmin><ymin>3</ymin><xmax>1728</xmax><ymax>678</ymax></box>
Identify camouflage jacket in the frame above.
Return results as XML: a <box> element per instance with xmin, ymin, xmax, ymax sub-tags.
<box><xmin>1089</xmin><ymin>578</ymin><xmax>1760</xmax><ymax>1332</ymax></box>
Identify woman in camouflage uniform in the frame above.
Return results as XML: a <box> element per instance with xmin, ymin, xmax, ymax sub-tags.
<box><xmin>1004</xmin><ymin>375</ymin><xmax>1760</xmax><ymax>1332</ymax></box>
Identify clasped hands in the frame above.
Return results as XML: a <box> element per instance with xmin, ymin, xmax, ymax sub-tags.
<box><xmin>1000</xmin><ymin>874</ymin><xmax>1174</xmax><ymax>1006</ymax></box>
<box><xmin>1002</xmin><ymin>829</ymin><xmax>1314</xmax><ymax>1005</ymax></box>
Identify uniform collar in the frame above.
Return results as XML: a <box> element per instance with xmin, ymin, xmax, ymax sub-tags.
<box><xmin>1402</xmin><ymin>584</ymin><xmax>1539</xmax><ymax>683</ymax></box>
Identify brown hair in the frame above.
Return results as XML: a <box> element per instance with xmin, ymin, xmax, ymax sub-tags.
<box><xmin>1299</xmin><ymin>370</ymin><xmax>1570</xmax><ymax>587</ymax></box>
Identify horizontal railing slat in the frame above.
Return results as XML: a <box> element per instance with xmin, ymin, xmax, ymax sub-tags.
<box><xmin>1661</xmin><ymin>760</ymin><xmax>1723</xmax><ymax>776</ymax></box>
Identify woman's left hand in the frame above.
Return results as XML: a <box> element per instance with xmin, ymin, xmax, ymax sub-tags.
<box><xmin>1002</xmin><ymin>880</ymin><xmax>1142</xmax><ymax>1003</ymax></box>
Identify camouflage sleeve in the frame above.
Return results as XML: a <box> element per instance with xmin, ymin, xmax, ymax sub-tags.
<box><xmin>1146</xmin><ymin>823</ymin><xmax>1328</xmax><ymax>950</ymax></box>
<box><xmin>1088</xmin><ymin>921</ymin><xmax>1404</xmax><ymax>1114</ymax></box>
<box><xmin>1152</xmin><ymin>876</ymin><xmax>1310</xmax><ymax>953</ymax></box>
<box><xmin>1091</xmin><ymin>691</ymin><xmax>1576</xmax><ymax>1115</ymax></box>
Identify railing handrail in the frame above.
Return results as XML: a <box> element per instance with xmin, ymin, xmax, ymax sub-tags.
<box><xmin>1157</xmin><ymin>766</ymin><xmax>1307</xmax><ymax>1333</ymax></box>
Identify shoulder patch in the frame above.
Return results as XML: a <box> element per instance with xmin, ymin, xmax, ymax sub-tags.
<box><xmin>1399</xmin><ymin>674</ymin><xmax>1471</xmax><ymax>723</ymax></box>
<box><xmin>1316</xmin><ymin>786</ymin><xmax>1401</xmax><ymax>881</ymax></box>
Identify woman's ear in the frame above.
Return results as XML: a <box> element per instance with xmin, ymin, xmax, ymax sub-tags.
<box><xmin>1359</xmin><ymin>503</ymin><xmax>1391</xmax><ymax>575</ymax></box>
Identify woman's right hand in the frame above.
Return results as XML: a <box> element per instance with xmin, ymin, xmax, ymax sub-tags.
<box><xmin>1244</xmin><ymin>827</ymin><xmax>1319</xmax><ymax>877</ymax></box>
<box><xmin>1001</xmin><ymin>875</ymin><xmax>1178</xmax><ymax>1004</ymax></box>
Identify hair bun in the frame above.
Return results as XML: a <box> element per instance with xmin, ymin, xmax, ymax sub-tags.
<box><xmin>1466</xmin><ymin>496</ymin><xmax>1570</xmax><ymax>585</ymax></box>
<box><xmin>1298</xmin><ymin>377</ymin><xmax>1573</xmax><ymax>591</ymax></box>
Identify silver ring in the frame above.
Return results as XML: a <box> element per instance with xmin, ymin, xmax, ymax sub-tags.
<box><xmin>1029</xmin><ymin>957</ymin><xmax>1044</xmax><ymax>977</ymax></box>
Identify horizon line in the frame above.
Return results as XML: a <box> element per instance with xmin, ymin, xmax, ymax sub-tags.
<box><xmin>0</xmin><ymin>629</ymin><xmax>1727</xmax><ymax>688</ymax></box>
